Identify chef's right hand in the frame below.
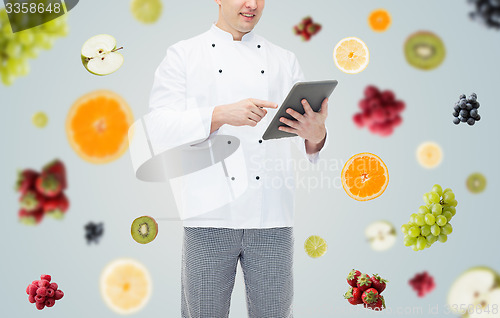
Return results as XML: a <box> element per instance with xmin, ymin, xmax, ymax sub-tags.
<box><xmin>211</xmin><ymin>98</ymin><xmax>278</xmax><ymax>132</ymax></box>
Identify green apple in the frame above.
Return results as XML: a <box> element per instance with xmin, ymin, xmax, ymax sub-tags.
<box><xmin>81</xmin><ymin>34</ymin><xmax>123</xmax><ymax>76</ymax></box>
<box><xmin>448</xmin><ymin>267</ymin><xmax>500</xmax><ymax>317</ymax></box>
<box><xmin>365</xmin><ymin>220</ymin><xmax>396</xmax><ymax>251</ymax></box>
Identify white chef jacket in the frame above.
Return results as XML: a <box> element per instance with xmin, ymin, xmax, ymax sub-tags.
<box><xmin>146</xmin><ymin>23</ymin><xmax>327</xmax><ymax>229</ymax></box>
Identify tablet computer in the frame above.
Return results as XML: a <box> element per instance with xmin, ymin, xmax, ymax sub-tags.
<box><xmin>262</xmin><ymin>80</ymin><xmax>338</xmax><ymax>140</ymax></box>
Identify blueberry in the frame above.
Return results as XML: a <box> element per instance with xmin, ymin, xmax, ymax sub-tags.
<box><xmin>467</xmin><ymin>118</ymin><xmax>476</xmax><ymax>125</ymax></box>
<box><xmin>460</xmin><ymin>109</ymin><xmax>469</xmax><ymax>117</ymax></box>
<box><xmin>459</xmin><ymin>94</ymin><xmax>466</xmax><ymax>100</ymax></box>
<box><xmin>468</xmin><ymin>95</ymin><xmax>477</xmax><ymax>102</ymax></box>
<box><xmin>459</xmin><ymin>116</ymin><xmax>466</xmax><ymax>122</ymax></box>
<box><xmin>490</xmin><ymin>0</ymin><xmax>500</xmax><ymax>7</ymax></box>
<box><xmin>466</xmin><ymin>103</ymin><xmax>473</xmax><ymax>111</ymax></box>
<box><xmin>454</xmin><ymin>105</ymin><xmax>461</xmax><ymax>112</ymax></box>
<box><xmin>452</xmin><ymin>111</ymin><xmax>459</xmax><ymax>117</ymax></box>
<box><xmin>453</xmin><ymin>118</ymin><xmax>460</xmax><ymax>125</ymax></box>
<box><xmin>471</xmin><ymin>92</ymin><xmax>478</xmax><ymax>98</ymax></box>
<box><xmin>474</xmin><ymin>102</ymin><xmax>480</xmax><ymax>109</ymax></box>
<box><xmin>476</xmin><ymin>114</ymin><xmax>481</xmax><ymax>121</ymax></box>
<box><xmin>459</xmin><ymin>100</ymin><xmax>467</xmax><ymax>108</ymax></box>
<box><xmin>470</xmin><ymin>109</ymin><xmax>478</xmax><ymax>117</ymax></box>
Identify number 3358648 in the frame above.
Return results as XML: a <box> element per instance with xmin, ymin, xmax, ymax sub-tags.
<box><xmin>5</xmin><ymin>2</ymin><xmax>61</xmax><ymax>14</ymax></box>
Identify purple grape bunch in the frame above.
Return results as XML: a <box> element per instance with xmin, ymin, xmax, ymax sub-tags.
<box><xmin>453</xmin><ymin>93</ymin><xmax>481</xmax><ymax>126</ymax></box>
<box><xmin>468</xmin><ymin>0</ymin><xmax>500</xmax><ymax>30</ymax></box>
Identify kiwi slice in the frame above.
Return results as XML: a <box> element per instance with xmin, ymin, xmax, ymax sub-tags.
<box><xmin>404</xmin><ymin>31</ymin><xmax>446</xmax><ymax>70</ymax></box>
<box><xmin>466</xmin><ymin>172</ymin><xmax>487</xmax><ymax>194</ymax></box>
<box><xmin>131</xmin><ymin>216</ymin><xmax>158</xmax><ymax>244</ymax></box>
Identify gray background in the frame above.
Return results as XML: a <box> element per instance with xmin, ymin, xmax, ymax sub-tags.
<box><xmin>1</xmin><ymin>0</ymin><xmax>498</xmax><ymax>317</ymax></box>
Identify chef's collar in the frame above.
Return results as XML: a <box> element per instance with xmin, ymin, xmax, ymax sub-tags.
<box><xmin>210</xmin><ymin>23</ymin><xmax>256</xmax><ymax>42</ymax></box>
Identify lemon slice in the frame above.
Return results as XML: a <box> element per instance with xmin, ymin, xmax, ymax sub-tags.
<box><xmin>416</xmin><ymin>141</ymin><xmax>443</xmax><ymax>169</ymax></box>
<box><xmin>333</xmin><ymin>37</ymin><xmax>370</xmax><ymax>74</ymax></box>
<box><xmin>100</xmin><ymin>258</ymin><xmax>152</xmax><ymax>315</ymax></box>
<box><xmin>304</xmin><ymin>235</ymin><xmax>328</xmax><ymax>258</ymax></box>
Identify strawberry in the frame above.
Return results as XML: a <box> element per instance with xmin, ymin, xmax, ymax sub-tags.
<box><xmin>357</xmin><ymin>274</ymin><xmax>372</xmax><ymax>291</ymax></box>
<box><xmin>307</xmin><ymin>23</ymin><xmax>321</xmax><ymax>35</ymax></box>
<box><xmin>370</xmin><ymin>274</ymin><xmax>388</xmax><ymax>293</ymax></box>
<box><xmin>18</xmin><ymin>208</ymin><xmax>44</xmax><ymax>225</ymax></box>
<box><xmin>347</xmin><ymin>269</ymin><xmax>362</xmax><ymax>287</ymax></box>
<box><xmin>352</xmin><ymin>287</ymin><xmax>363</xmax><ymax>303</ymax></box>
<box><xmin>361</xmin><ymin>288</ymin><xmax>379</xmax><ymax>305</ymax></box>
<box><xmin>43</xmin><ymin>193</ymin><xmax>69</xmax><ymax>219</ymax></box>
<box><xmin>366</xmin><ymin>295</ymin><xmax>385</xmax><ymax>311</ymax></box>
<box><xmin>19</xmin><ymin>190</ymin><xmax>45</xmax><ymax>212</ymax></box>
<box><xmin>15</xmin><ymin>169</ymin><xmax>39</xmax><ymax>194</ymax></box>
<box><xmin>344</xmin><ymin>287</ymin><xmax>363</xmax><ymax>305</ymax></box>
<box><xmin>302</xmin><ymin>16</ymin><xmax>313</xmax><ymax>26</ymax></box>
<box><xmin>35</xmin><ymin>173</ymin><xmax>63</xmax><ymax>198</ymax></box>
<box><xmin>301</xmin><ymin>31</ymin><xmax>311</xmax><ymax>41</ymax></box>
<box><xmin>43</xmin><ymin>159</ymin><xmax>67</xmax><ymax>189</ymax></box>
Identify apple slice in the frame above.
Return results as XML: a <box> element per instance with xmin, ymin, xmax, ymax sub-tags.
<box><xmin>81</xmin><ymin>34</ymin><xmax>124</xmax><ymax>76</ymax></box>
<box><xmin>365</xmin><ymin>220</ymin><xmax>396</xmax><ymax>251</ymax></box>
<box><xmin>448</xmin><ymin>267</ymin><xmax>500</xmax><ymax>317</ymax></box>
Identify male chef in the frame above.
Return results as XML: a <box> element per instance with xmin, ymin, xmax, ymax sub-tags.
<box><xmin>147</xmin><ymin>0</ymin><xmax>328</xmax><ymax>317</ymax></box>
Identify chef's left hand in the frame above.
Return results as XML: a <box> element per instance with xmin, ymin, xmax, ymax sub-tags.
<box><xmin>279</xmin><ymin>98</ymin><xmax>328</xmax><ymax>144</ymax></box>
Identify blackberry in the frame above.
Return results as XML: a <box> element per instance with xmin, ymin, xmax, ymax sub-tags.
<box><xmin>469</xmin><ymin>0</ymin><xmax>500</xmax><ymax>29</ymax></box>
<box><xmin>84</xmin><ymin>222</ymin><xmax>104</xmax><ymax>244</ymax></box>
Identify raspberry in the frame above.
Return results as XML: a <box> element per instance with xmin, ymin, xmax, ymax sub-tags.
<box><xmin>28</xmin><ymin>295</ymin><xmax>36</xmax><ymax>304</ymax></box>
<box><xmin>54</xmin><ymin>290</ymin><xmax>64</xmax><ymax>300</ymax></box>
<box><xmin>368</xmin><ymin>99</ymin><xmax>382</xmax><ymax>110</ymax></box>
<box><xmin>32</xmin><ymin>280</ymin><xmax>40</xmax><ymax>287</ymax></box>
<box><xmin>381</xmin><ymin>90</ymin><xmax>395</xmax><ymax>103</ymax></box>
<box><xmin>36</xmin><ymin>287</ymin><xmax>47</xmax><ymax>296</ymax></box>
<box><xmin>353</xmin><ymin>113</ymin><xmax>364</xmax><ymax>128</ymax></box>
<box><xmin>35</xmin><ymin>302</ymin><xmax>45</xmax><ymax>310</ymax></box>
<box><xmin>364</xmin><ymin>85</ymin><xmax>379</xmax><ymax>99</ymax></box>
<box><xmin>409</xmin><ymin>271</ymin><xmax>435</xmax><ymax>297</ymax></box>
<box><xmin>46</xmin><ymin>288</ymin><xmax>55</xmax><ymax>297</ymax></box>
<box><xmin>40</xmin><ymin>275</ymin><xmax>51</xmax><ymax>282</ymax></box>
<box><xmin>49</xmin><ymin>282</ymin><xmax>58</xmax><ymax>290</ymax></box>
<box><xmin>358</xmin><ymin>100</ymin><xmax>370</xmax><ymax>111</ymax></box>
<box><xmin>35</xmin><ymin>295</ymin><xmax>45</xmax><ymax>303</ymax></box>
<box><xmin>45</xmin><ymin>298</ymin><xmax>55</xmax><ymax>307</ymax></box>
<box><xmin>38</xmin><ymin>280</ymin><xmax>50</xmax><ymax>288</ymax></box>
<box><xmin>28</xmin><ymin>284</ymin><xmax>38</xmax><ymax>296</ymax></box>
<box><xmin>354</xmin><ymin>85</ymin><xmax>405</xmax><ymax>137</ymax></box>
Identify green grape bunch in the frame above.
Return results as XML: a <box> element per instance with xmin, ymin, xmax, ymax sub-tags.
<box><xmin>0</xmin><ymin>5</ymin><xmax>68</xmax><ymax>86</ymax></box>
<box><xmin>401</xmin><ymin>184</ymin><xmax>458</xmax><ymax>251</ymax></box>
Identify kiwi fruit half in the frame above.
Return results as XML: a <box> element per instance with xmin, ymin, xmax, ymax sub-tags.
<box><xmin>404</xmin><ymin>31</ymin><xmax>446</xmax><ymax>70</ymax></box>
<box><xmin>131</xmin><ymin>216</ymin><xmax>158</xmax><ymax>244</ymax></box>
<box><xmin>466</xmin><ymin>172</ymin><xmax>487</xmax><ymax>194</ymax></box>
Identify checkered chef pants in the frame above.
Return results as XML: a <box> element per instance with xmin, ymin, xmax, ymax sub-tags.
<box><xmin>181</xmin><ymin>227</ymin><xmax>294</xmax><ymax>318</ymax></box>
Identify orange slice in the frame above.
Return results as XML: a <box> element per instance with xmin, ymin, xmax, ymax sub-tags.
<box><xmin>341</xmin><ymin>153</ymin><xmax>389</xmax><ymax>201</ymax></box>
<box><xmin>66</xmin><ymin>90</ymin><xmax>134</xmax><ymax>164</ymax></box>
<box><xmin>100</xmin><ymin>258</ymin><xmax>152</xmax><ymax>315</ymax></box>
<box><xmin>333</xmin><ymin>37</ymin><xmax>370</xmax><ymax>74</ymax></box>
<box><xmin>368</xmin><ymin>9</ymin><xmax>392</xmax><ymax>32</ymax></box>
